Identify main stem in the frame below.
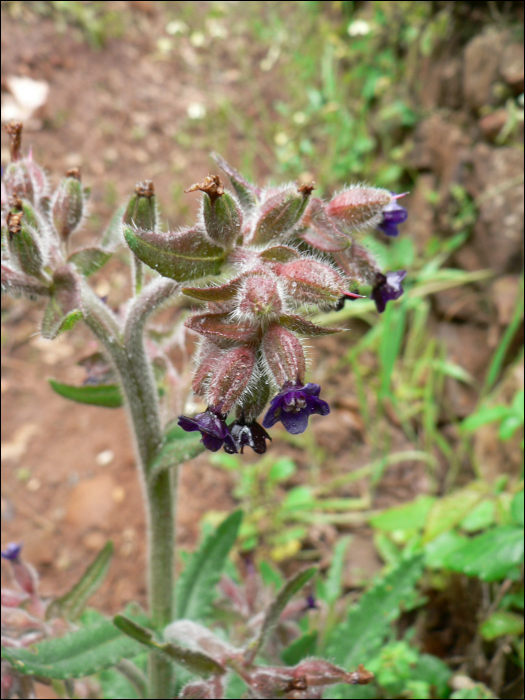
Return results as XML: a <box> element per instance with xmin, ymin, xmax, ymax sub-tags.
<box><xmin>81</xmin><ymin>280</ymin><xmax>178</xmax><ymax>698</ymax></box>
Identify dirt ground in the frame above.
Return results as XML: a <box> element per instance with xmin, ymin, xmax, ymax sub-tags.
<box><xmin>1</xmin><ymin>1</ymin><xmax>524</xmax><ymax>686</ymax></box>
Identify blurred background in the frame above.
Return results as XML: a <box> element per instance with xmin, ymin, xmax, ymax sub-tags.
<box><xmin>1</xmin><ymin>2</ymin><xmax>523</xmax><ymax>698</ymax></box>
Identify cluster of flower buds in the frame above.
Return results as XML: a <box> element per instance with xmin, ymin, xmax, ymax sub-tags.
<box><xmin>126</xmin><ymin>160</ymin><xmax>407</xmax><ymax>455</ymax></box>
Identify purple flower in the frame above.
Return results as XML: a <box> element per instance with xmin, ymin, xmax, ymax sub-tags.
<box><xmin>1</xmin><ymin>542</ymin><xmax>22</xmax><ymax>563</ymax></box>
<box><xmin>372</xmin><ymin>270</ymin><xmax>406</xmax><ymax>313</ymax></box>
<box><xmin>377</xmin><ymin>195</ymin><xmax>408</xmax><ymax>237</ymax></box>
<box><xmin>262</xmin><ymin>382</ymin><xmax>330</xmax><ymax>435</ymax></box>
<box><xmin>178</xmin><ymin>410</ymin><xmax>237</xmax><ymax>453</ymax></box>
<box><xmin>225</xmin><ymin>420</ymin><xmax>272</xmax><ymax>454</ymax></box>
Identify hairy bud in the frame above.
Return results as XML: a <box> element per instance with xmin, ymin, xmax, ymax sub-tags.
<box><xmin>238</xmin><ymin>276</ymin><xmax>283</xmax><ymax>319</ymax></box>
<box><xmin>7</xmin><ymin>209</ymin><xmax>44</xmax><ymax>278</ymax></box>
<box><xmin>52</xmin><ymin>169</ymin><xmax>85</xmax><ymax>241</ymax></box>
<box><xmin>262</xmin><ymin>325</ymin><xmax>306</xmax><ymax>387</ymax></box>
<box><xmin>326</xmin><ymin>186</ymin><xmax>392</xmax><ymax>232</ymax></box>
<box><xmin>206</xmin><ymin>345</ymin><xmax>257</xmax><ymax>414</ymax></box>
<box><xmin>277</xmin><ymin>259</ymin><xmax>347</xmax><ymax>305</ymax></box>
<box><xmin>187</xmin><ymin>176</ymin><xmax>242</xmax><ymax>248</ymax></box>
<box><xmin>249</xmin><ymin>185</ymin><xmax>313</xmax><ymax>246</ymax></box>
<box><xmin>123</xmin><ymin>180</ymin><xmax>156</xmax><ymax>231</ymax></box>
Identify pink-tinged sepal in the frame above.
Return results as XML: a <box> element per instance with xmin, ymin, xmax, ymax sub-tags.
<box><xmin>279</xmin><ymin>314</ymin><xmax>341</xmax><ymax>337</ymax></box>
<box><xmin>276</xmin><ymin>259</ymin><xmax>348</xmax><ymax>305</ymax></box>
<box><xmin>326</xmin><ymin>186</ymin><xmax>392</xmax><ymax>233</ymax></box>
<box><xmin>1</xmin><ymin>264</ymin><xmax>50</xmax><ymax>298</ymax></box>
<box><xmin>331</xmin><ymin>241</ymin><xmax>381</xmax><ymax>286</ymax></box>
<box><xmin>52</xmin><ymin>168</ymin><xmax>86</xmax><ymax>241</ymax></box>
<box><xmin>300</xmin><ymin>197</ymin><xmax>349</xmax><ymax>251</ymax></box>
<box><xmin>293</xmin><ymin>659</ymin><xmax>374</xmax><ymax>687</ymax></box>
<box><xmin>192</xmin><ymin>340</ymin><xmax>225</xmax><ymax>397</ymax></box>
<box><xmin>185</xmin><ymin>312</ymin><xmax>259</xmax><ymax>343</ymax></box>
<box><xmin>211</xmin><ymin>151</ymin><xmax>261</xmax><ymax>212</ymax></box>
<box><xmin>238</xmin><ymin>276</ymin><xmax>283</xmax><ymax>319</ymax></box>
<box><xmin>206</xmin><ymin>346</ymin><xmax>257</xmax><ymax>414</ymax></box>
<box><xmin>123</xmin><ymin>225</ymin><xmax>225</xmax><ymax>282</ymax></box>
<box><xmin>249</xmin><ymin>184</ymin><xmax>314</xmax><ymax>246</ymax></box>
<box><xmin>183</xmin><ymin>275</ymin><xmax>244</xmax><ymax>302</ymax></box>
<box><xmin>262</xmin><ymin>325</ymin><xmax>306</xmax><ymax>387</ymax></box>
<box><xmin>259</xmin><ymin>245</ymin><xmax>301</xmax><ymax>264</ymax></box>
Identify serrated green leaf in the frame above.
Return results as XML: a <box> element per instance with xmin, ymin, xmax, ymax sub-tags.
<box><xmin>422</xmin><ymin>483</ymin><xmax>487</xmax><ymax>543</ymax></box>
<box><xmin>151</xmin><ymin>424</ymin><xmax>206</xmax><ymax>476</ymax></box>
<box><xmin>481</xmin><ymin>610</ymin><xmax>524</xmax><ymax>641</ymax></box>
<box><xmin>177</xmin><ymin>511</ymin><xmax>242</xmax><ymax>621</ymax></box>
<box><xmin>124</xmin><ymin>226</ymin><xmax>225</xmax><ymax>282</ymax></box>
<box><xmin>246</xmin><ymin>567</ymin><xmax>316</xmax><ymax>662</ymax></box>
<box><xmin>46</xmin><ymin>542</ymin><xmax>113</xmax><ymax>621</ymax></box>
<box><xmin>281</xmin><ymin>631</ymin><xmax>318</xmax><ymax>665</ymax></box>
<box><xmin>113</xmin><ymin>615</ymin><xmax>225</xmax><ymax>677</ymax></box>
<box><xmin>68</xmin><ymin>247</ymin><xmax>111</xmax><ymax>276</ymax></box>
<box><xmin>371</xmin><ymin>495</ymin><xmax>436</xmax><ymax>534</ymax></box>
<box><xmin>49</xmin><ymin>379</ymin><xmax>123</xmax><ymax>408</ymax></box>
<box><xmin>324</xmin><ymin>554</ymin><xmax>424</xmax><ymax>668</ymax></box>
<box><xmin>325</xmin><ymin>536</ymin><xmax>351</xmax><ymax>604</ymax></box>
<box><xmin>1</xmin><ymin>609</ymin><xmax>149</xmax><ymax>679</ymax></box>
<box><xmin>443</xmin><ymin>525</ymin><xmax>524</xmax><ymax>581</ymax></box>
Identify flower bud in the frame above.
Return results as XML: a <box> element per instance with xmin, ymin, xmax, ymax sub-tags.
<box><xmin>4</xmin><ymin>157</ymin><xmax>48</xmax><ymax>206</ymax></box>
<box><xmin>262</xmin><ymin>325</ymin><xmax>306</xmax><ymax>387</ymax></box>
<box><xmin>187</xmin><ymin>176</ymin><xmax>242</xmax><ymax>248</ymax></box>
<box><xmin>52</xmin><ymin>169</ymin><xmax>85</xmax><ymax>241</ymax></box>
<box><xmin>331</xmin><ymin>242</ymin><xmax>381</xmax><ymax>286</ymax></box>
<box><xmin>206</xmin><ymin>345</ymin><xmax>257</xmax><ymax>414</ymax></box>
<box><xmin>250</xmin><ymin>184</ymin><xmax>313</xmax><ymax>246</ymax></box>
<box><xmin>123</xmin><ymin>180</ymin><xmax>156</xmax><ymax>231</ymax></box>
<box><xmin>300</xmin><ymin>197</ymin><xmax>349</xmax><ymax>252</ymax></box>
<box><xmin>7</xmin><ymin>209</ymin><xmax>44</xmax><ymax>278</ymax></box>
<box><xmin>212</xmin><ymin>151</ymin><xmax>260</xmax><ymax>212</ymax></box>
<box><xmin>238</xmin><ymin>276</ymin><xmax>283</xmax><ymax>319</ymax></box>
<box><xmin>277</xmin><ymin>259</ymin><xmax>346</xmax><ymax>305</ymax></box>
<box><xmin>1</xmin><ymin>543</ymin><xmax>39</xmax><ymax>596</ymax></box>
<box><xmin>326</xmin><ymin>186</ymin><xmax>392</xmax><ymax>232</ymax></box>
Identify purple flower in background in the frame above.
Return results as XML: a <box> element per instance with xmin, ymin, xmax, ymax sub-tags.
<box><xmin>262</xmin><ymin>382</ymin><xmax>330</xmax><ymax>435</ymax></box>
<box><xmin>372</xmin><ymin>270</ymin><xmax>407</xmax><ymax>313</ymax></box>
<box><xmin>225</xmin><ymin>420</ymin><xmax>272</xmax><ymax>454</ymax></box>
<box><xmin>178</xmin><ymin>410</ymin><xmax>237</xmax><ymax>453</ymax></box>
<box><xmin>377</xmin><ymin>194</ymin><xmax>408</xmax><ymax>237</ymax></box>
<box><xmin>1</xmin><ymin>542</ymin><xmax>22</xmax><ymax>563</ymax></box>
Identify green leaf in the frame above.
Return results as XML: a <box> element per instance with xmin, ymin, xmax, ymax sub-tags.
<box><xmin>450</xmin><ymin>683</ymin><xmax>497</xmax><ymax>699</ymax></box>
<box><xmin>422</xmin><ymin>483</ymin><xmax>487</xmax><ymax>543</ymax></box>
<box><xmin>68</xmin><ymin>247</ymin><xmax>111</xmax><ymax>276</ymax></box>
<box><xmin>325</xmin><ymin>536</ymin><xmax>351</xmax><ymax>604</ymax></box>
<box><xmin>151</xmin><ymin>424</ymin><xmax>206</xmax><ymax>476</ymax></box>
<box><xmin>461</xmin><ymin>405</ymin><xmax>510</xmax><ymax>432</ymax></box>
<box><xmin>411</xmin><ymin>653</ymin><xmax>452</xmax><ymax>699</ymax></box>
<box><xmin>258</xmin><ymin>561</ymin><xmax>284</xmax><ymax>591</ymax></box>
<box><xmin>1</xmin><ymin>609</ymin><xmax>149</xmax><ymax>679</ymax></box>
<box><xmin>49</xmin><ymin>379</ymin><xmax>123</xmax><ymax>408</ymax></box>
<box><xmin>245</xmin><ymin>567</ymin><xmax>316</xmax><ymax>663</ymax></box>
<box><xmin>281</xmin><ymin>631</ymin><xmax>318</xmax><ymax>665</ymax></box>
<box><xmin>443</xmin><ymin>526</ymin><xmax>524</xmax><ymax>581</ymax></box>
<box><xmin>425</xmin><ymin>531</ymin><xmax>469</xmax><ymax>569</ymax></box>
<box><xmin>41</xmin><ymin>267</ymin><xmax>83</xmax><ymax>340</ymax></box>
<box><xmin>371</xmin><ymin>495</ymin><xmax>436</xmax><ymax>534</ymax></box>
<box><xmin>282</xmin><ymin>486</ymin><xmax>316</xmax><ymax>510</ymax></box>
<box><xmin>460</xmin><ymin>500</ymin><xmax>495</xmax><ymax>532</ymax></box>
<box><xmin>499</xmin><ymin>414</ymin><xmax>523</xmax><ymax>440</ymax></box>
<box><xmin>46</xmin><ymin>542</ymin><xmax>113</xmax><ymax>621</ymax></box>
<box><xmin>113</xmin><ymin>616</ymin><xmax>225</xmax><ymax>677</ymax></box>
<box><xmin>124</xmin><ymin>226</ymin><xmax>225</xmax><ymax>282</ymax></box>
<box><xmin>481</xmin><ymin>610</ymin><xmax>524</xmax><ymax>641</ymax></box>
<box><xmin>177</xmin><ymin>511</ymin><xmax>242</xmax><ymax>621</ymax></box>
<box><xmin>268</xmin><ymin>457</ymin><xmax>296</xmax><ymax>483</ymax></box>
<box><xmin>511</xmin><ymin>491</ymin><xmax>524</xmax><ymax>527</ymax></box>
<box><xmin>324</xmin><ymin>554</ymin><xmax>424</xmax><ymax>668</ymax></box>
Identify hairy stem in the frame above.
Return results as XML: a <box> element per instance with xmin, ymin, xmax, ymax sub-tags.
<box><xmin>80</xmin><ymin>278</ymin><xmax>178</xmax><ymax>698</ymax></box>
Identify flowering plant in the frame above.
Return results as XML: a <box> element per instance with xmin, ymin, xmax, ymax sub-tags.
<box><xmin>1</xmin><ymin>122</ymin><xmax>407</xmax><ymax>698</ymax></box>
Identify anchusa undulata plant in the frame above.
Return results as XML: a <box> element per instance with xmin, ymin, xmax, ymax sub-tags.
<box><xmin>1</xmin><ymin>122</ymin><xmax>407</xmax><ymax>698</ymax></box>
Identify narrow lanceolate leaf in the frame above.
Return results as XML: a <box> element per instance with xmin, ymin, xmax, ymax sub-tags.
<box><xmin>151</xmin><ymin>425</ymin><xmax>206</xmax><ymax>477</ymax></box>
<box><xmin>324</xmin><ymin>554</ymin><xmax>424</xmax><ymax>669</ymax></box>
<box><xmin>113</xmin><ymin>616</ymin><xmax>225</xmax><ymax>677</ymax></box>
<box><xmin>49</xmin><ymin>379</ymin><xmax>123</xmax><ymax>408</ymax></box>
<box><xmin>279</xmin><ymin>314</ymin><xmax>341</xmax><ymax>337</ymax></box>
<box><xmin>244</xmin><ymin>567</ymin><xmax>316</xmax><ymax>663</ymax></box>
<box><xmin>185</xmin><ymin>312</ymin><xmax>259</xmax><ymax>343</ymax></box>
<box><xmin>1</xmin><ymin>612</ymin><xmax>149</xmax><ymax>679</ymax></box>
<box><xmin>124</xmin><ymin>225</ymin><xmax>225</xmax><ymax>282</ymax></box>
<box><xmin>182</xmin><ymin>276</ymin><xmax>244</xmax><ymax>302</ymax></box>
<box><xmin>177</xmin><ymin>511</ymin><xmax>243</xmax><ymax>621</ymax></box>
<box><xmin>67</xmin><ymin>248</ymin><xmax>111</xmax><ymax>277</ymax></box>
<box><xmin>46</xmin><ymin>542</ymin><xmax>113</xmax><ymax>622</ymax></box>
<box><xmin>1</xmin><ymin>264</ymin><xmax>50</xmax><ymax>298</ymax></box>
<box><xmin>41</xmin><ymin>267</ymin><xmax>84</xmax><ymax>339</ymax></box>
<box><xmin>211</xmin><ymin>152</ymin><xmax>260</xmax><ymax>212</ymax></box>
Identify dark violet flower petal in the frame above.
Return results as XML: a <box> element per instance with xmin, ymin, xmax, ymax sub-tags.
<box><xmin>226</xmin><ymin>420</ymin><xmax>272</xmax><ymax>454</ymax></box>
<box><xmin>377</xmin><ymin>197</ymin><xmax>408</xmax><ymax>237</ymax></box>
<box><xmin>372</xmin><ymin>270</ymin><xmax>406</xmax><ymax>313</ymax></box>
<box><xmin>262</xmin><ymin>382</ymin><xmax>330</xmax><ymax>435</ymax></box>
<box><xmin>178</xmin><ymin>410</ymin><xmax>237</xmax><ymax>453</ymax></box>
<box><xmin>1</xmin><ymin>542</ymin><xmax>22</xmax><ymax>562</ymax></box>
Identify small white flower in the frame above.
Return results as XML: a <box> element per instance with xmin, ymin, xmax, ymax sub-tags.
<box><xmin>347</xmin><ymin>19</ymin><xmax>371</xmax><ymax>37</ymax></box>
<box><xmin>187</xmin><ymin>103</ymin><xmax>206</xmax><ymax>120</ymax></box>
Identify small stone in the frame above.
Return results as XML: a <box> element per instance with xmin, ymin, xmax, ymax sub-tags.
<box><xmin>26</xmin><ymin>477</ymin><xmax>41</xmax><ymax>492</ymax></box>
<box><xmin>111</xmin><ymin>486</ymin><xmax>126</xmax><ymax>504</ymax></box>
<box><xmin>82</xmin><ymin>530</ymin><xmax>107</xmax><ymax>551</ymax></box>
<box><xmin>96</xmin><ymin>449</ymin><xmax>114</xmax><ymax>467</ymax></box>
